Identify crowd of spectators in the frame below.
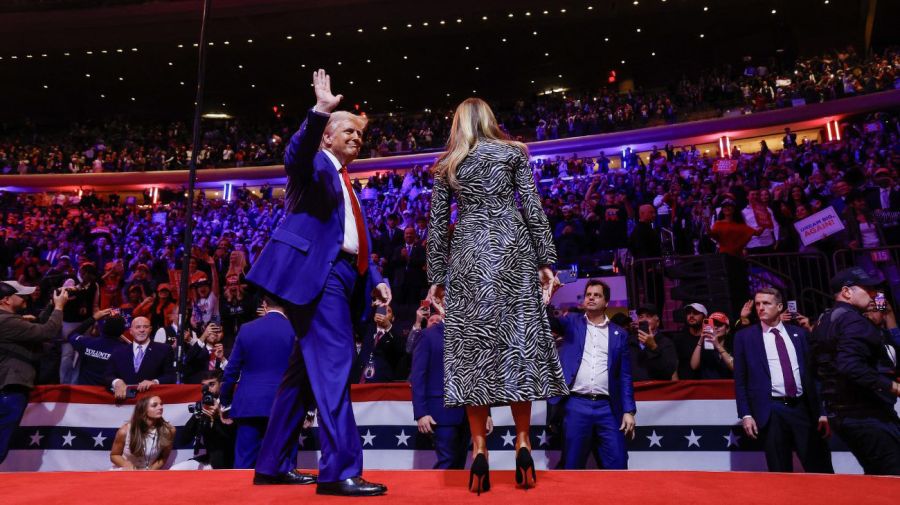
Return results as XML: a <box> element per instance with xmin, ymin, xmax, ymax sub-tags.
<box><xmin>677</xmin><ymin>46</ymin><xmax>900</xmax><ymax>115</ymax></box>
<box><xmin>0</xmin><ymin>100</ymin><xmax>898</xmax><ymax>390</ymax></box>
<box><xmin>2</xmin><ymin>46</ymin><xmax>897</xmax><ymax>175</ymax></box>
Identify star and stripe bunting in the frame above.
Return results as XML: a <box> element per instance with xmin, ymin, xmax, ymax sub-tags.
<box><xmin>1</xmin><ymin>381</ymin><xmax>890</xmax><ymax>473</ymax></box>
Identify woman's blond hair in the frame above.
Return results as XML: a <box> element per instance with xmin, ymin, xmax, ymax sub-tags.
<box><xmin>432</xmin><ymin>97</ymin><xmax>527</xmax><ymax>189</ymax></box>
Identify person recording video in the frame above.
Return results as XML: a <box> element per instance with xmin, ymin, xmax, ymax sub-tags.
<box><xmin>171</xmin><ymin>369</ymin><xmax>236</xmax><ymax>470</ymax></box>
<box><xmin>181</xmin><ymin>319</ymin><xmax>228</xmax><ymax>384</ymax></box>
<box><xmin>353</xmin><ymin>303</ymin><xmax>408</xmax><ymax>383</ymax></box>
<box><xmin>0</xmin><ymin>281</ymin><xmax>71</xmax><ymax>464</ymax></box>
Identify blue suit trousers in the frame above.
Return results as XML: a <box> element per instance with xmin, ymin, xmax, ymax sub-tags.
<box><xmin>561</xmin><ymin>396</ymin><xmax>627</xmax><ymax>469</ymax></box>
<box><xmin>255</xmin><ymin>257</ymin><xmax>364</xmax><ymax>482</ymax></box>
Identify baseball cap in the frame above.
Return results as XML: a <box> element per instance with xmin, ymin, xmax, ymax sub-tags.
<box><xmin>156</xmin><ymin>283</ymin><xmax>172</xmax><ymax>293</ymax></box>
<box><xmin>0</xmin><ymin>281</ymin><xmax>36</xmax><ymax>298</ymax></box>
<box><xmin>829</xmin><ymin>267</ymin><xmax>881</xmax><ymax>294</ymax></box>
<box><xmin>874</xmin><ymin>167</ymin><xmax>890</xmax><ymax>177</ymax></box>
<box><xmin>684</xmin><ymin>303</ymin><xmax>709</xmax><ymax>316</ymax></box>
<box><xmin>636</xmin><ymin>303</ymin><xmax>659</xmax><ymax>316</ymax></box>
<box><xmin>709</xmin><ymin>312</ymin><xmax>730</xmax><ymax>326</ymax></box>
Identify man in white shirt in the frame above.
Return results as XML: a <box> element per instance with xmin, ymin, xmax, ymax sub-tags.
<box><xmin>106</xmin><ymin>317</ymin><xmax>175</xmax><ymax>400</ymax></box>
<box><xmin>548</xmin><ymin>279</ymin><xmax>636</xmax><ymax>469</ymax></box>
<box><xmin>733</xmin><ymin>288</ymin><xmax>833</xmax><ymax>473</ymax></box>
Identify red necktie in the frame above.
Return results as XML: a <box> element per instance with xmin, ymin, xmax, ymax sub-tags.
<box><xmin>339</xmin><ymin>166</ymin><xmax>369</xmax><ymax>275</ymax></box>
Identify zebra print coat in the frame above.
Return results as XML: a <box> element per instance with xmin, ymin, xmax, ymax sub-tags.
<box><xmin>427</xmin><ymin>141</ymin><xmax>569</xmax><ymax>407</ymax></box>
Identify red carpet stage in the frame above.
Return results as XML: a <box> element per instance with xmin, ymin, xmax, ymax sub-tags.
<box><xmin>3</xmin><ymin>469</ymin><xmax>896</xmax><ymax>505</ymax></box>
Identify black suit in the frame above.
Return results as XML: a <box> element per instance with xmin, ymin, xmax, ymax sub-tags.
<box><xmin>181</xmin><ymin>341</ymin><xmax>227</xmax><ymax>384</ymax></box>
<box><xmin>376</xmin><ymin>226</ymin><xmax>404</xmax><ymax>259</ymax></box>
<box><xmin>354</xmin><ymin>324</ymin><xmax>408</xmax><ymax>383</ymax></box>
<box><xmin>104</xmin><ymin>341</ymin><xmax>176</xmax><ymax>385</ymax></box>
<box><xmin>390</xmin><ymin>243</ymin><xmax>427</xmax><ymax>308</ymax></box>
<box><xmin>865</xmin><ymin>186</ymin><xmax>900</xmax><ymax>246</ymax></box>
<box><xmin>734</xmin><ymin>323</ymin><xmax>833</xmax><ymax>473</ymax></box>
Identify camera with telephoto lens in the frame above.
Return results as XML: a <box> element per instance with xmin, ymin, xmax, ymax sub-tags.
<box><xmin>187</xmin><ymin>383</ymin><xmax>216</xmax><ymax>419</ymax></box>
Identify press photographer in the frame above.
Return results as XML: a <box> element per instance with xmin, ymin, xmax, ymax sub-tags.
<box><xmin>0</xmin><ymin>282</ymin><xmax>70</xmax><ymax>464</ymax></box>
<box><xmin>171</xmin><ymin>369</ymin><xmax>236</xmax><ymax>470</ymax></box>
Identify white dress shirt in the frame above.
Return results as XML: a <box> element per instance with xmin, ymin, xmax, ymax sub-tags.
<box><xmin>760</xmin><ymin>321</ymin><xmax>803</xmax><ymax>397</ymax></box>
<box><xmin>322</xmin><ymin>148</ymin><xmax>360</xmax><ymax>255</ymax></box>
<box><xmin>571</xmin><ymin>315</ymin><xmax>610</xmax><ymax>396</ymax></box>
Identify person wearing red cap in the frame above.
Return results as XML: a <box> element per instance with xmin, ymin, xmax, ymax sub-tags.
<box><xmin>689</xmin><ymin>312</ymin><xmax>735</xmax><ymax>379</ymax></box>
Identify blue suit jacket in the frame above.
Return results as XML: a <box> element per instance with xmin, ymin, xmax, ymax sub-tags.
<box><xmin>104</xmin><ymin>341</ymin><xmax>175</xmax><ymax>385</ymax></box>
<box><xmin>733</xmin><ymin>323</ymin><xmax>821</xmax><ymax>428</ymax></box>
<box><xmin>246</xmin><ymin>109</ymin><xmax>383</xmax><ymax>318</ymax></box>
<box><xmin>220</xmin><ymin>312</ymin><xmax>296</xmax><ymax>418</ymax></box>
<box><xmin>409</xmin><ymin>322</ymin><xmax>466</xmax><ymax>426</ymax></box>
<box><xmin>548</xmin><ymin>313</ymin><xmax>636</xmax><ymax>423</ymax></box>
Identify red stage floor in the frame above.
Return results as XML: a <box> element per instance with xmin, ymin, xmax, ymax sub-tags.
<box><xmin>2</xmin><ymin>469</ymin><xmax>896</xmax><ymax>505</ymax></box>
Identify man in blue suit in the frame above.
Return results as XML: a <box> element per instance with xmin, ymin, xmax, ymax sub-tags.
<box><xmin>246</xmin><ymin>69</ymin><xmax>390</xmax><ymax>496</ymax></box>
<box><xmin>105</xmin><ymin>316</ymin><xmax>175</xmax><ymax>400</ymax></box>
<box><xmin>410</xmin><ymin>319</ymin><xmax>469</xmax><ymax>469</ymax></box>
<box><xmin>220</xmin><ymin>295</ymin><xmax>300</xmax><ymax>469</ymax></box>
<box><xmin>733</xmin><ymin>287</ymin><xmax>833</xmax><ymax>473</ymax></box>
<box><xmin>548</xmin><ymin>279</ymin><xmax>636</xmax><ymax>469</ymax></box>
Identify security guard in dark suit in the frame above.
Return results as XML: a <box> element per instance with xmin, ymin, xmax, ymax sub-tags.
<box><xmin>811</xmin><ymin>268</ymin><xmax>900</xmax><ymax>475</ymax></box>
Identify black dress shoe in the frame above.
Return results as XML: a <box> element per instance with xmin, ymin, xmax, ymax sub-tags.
<box><xmin>253</xmin><ymin>469</ymin><xmax>317</xmax><ymax>485</ymax></box>
<box><xmin>316</xmin><ymin>477</ymin><xmax>387</xmax><ymax>496</ymax></box>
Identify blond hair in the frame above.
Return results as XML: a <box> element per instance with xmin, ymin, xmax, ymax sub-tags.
<box><xmin>320</xmin><ymin>111</ymin><xmax>368</xmax><ymax>149</ymax></box>
<box><xmin>433</xmin><ymin>97</ymin><xmax>527</xmax><ymax>189</ymax></box>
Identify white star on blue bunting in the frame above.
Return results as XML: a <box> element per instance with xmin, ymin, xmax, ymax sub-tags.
<box><xmin>395</xmin><ymin>429</ymin><xmax>410</xmax><ymax>447</ymax></box>
<box><xmin>685</xmin><ymin>429</ymin><xmax>702</xmax><ymax>448</ymax></box>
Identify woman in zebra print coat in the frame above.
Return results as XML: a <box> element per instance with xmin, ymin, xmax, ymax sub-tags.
<box><xmin>427</xmin><ymin>98</ymin><xmax>568</xmax><ymax>492</ymax></box>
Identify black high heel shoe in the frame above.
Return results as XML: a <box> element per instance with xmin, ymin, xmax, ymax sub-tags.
<box><xmin>468</xmin><ymin>453</ymin><xmax>491</xmax><ymax>496</ymax></box>
<box><xmin>515</xmin><ymin>447</ymin><xmax>536</xmax><ymax>490</ymax></box>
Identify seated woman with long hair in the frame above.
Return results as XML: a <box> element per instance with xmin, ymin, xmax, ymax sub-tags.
<box><xmin>110</xmin><ymin>395</ymin><xmax>176</xmax><ymax>470</ymax></box>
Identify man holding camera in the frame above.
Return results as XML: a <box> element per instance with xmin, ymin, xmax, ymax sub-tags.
<box><xmin>105</xmin><ymin>316</ymin><xmax>175</xmax><ymax>400</ymax></box>
<box><xmin>354</xmin><ymin>304</ymin><xmax>407</xmax><ymax>383</ymax></box>
<box><xmin>181</xmin><ymin>321</ymin><xmax>228</xmax><ymax>384</ymax></box>
<box><xmin>630</xmin><ymin>304</ymin><xmax>678</xmax><ymax>381</ymax></box>
<box><xmin>0</xmin><ymin>281</ymin><xmax>69</xmax><ymax>464</ymax></box>
<box><xmin>734</xmin><ymin>287</ymin><xmax>833</xmax><ymax>473</ymax></box>
<box><xmin>811</xmin><ymin>268</ymin><xmax>900</xmax><ymax>475</ymax></box>
<box><xmin>172</xmin><ymin>370</ymin><xmax>236</xmax><ymax>470</ymax></box>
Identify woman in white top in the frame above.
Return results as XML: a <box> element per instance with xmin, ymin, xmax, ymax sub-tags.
<box><xmin>110</xmin><ymin>395</ymin><xmax>175</xmax><ymax>470</ymax></box>
<box><xmin>742</xmin><ymin>189</ymin><xmax>780</xmax><ymax>252</ymax></box>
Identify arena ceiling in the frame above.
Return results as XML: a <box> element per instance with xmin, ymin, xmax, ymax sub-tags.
<box><xmin>0</xmin><ymin>0</ymin><xmax>896</xmax><ymax>123</ymax></box>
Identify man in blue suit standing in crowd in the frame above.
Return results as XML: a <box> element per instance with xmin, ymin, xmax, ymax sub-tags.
<box><xmin>221</xmin><ymin>295</ymin><xmax>300</xmax><ymax>469</ymax></box>
<box><xmin>247</xmin><ymin>69</ymin><xmax>391</xmax><ymax>496</ymax></box>
<box><xmin>548</xmin><ymin>279</ymin><xmax>636</xmax><ymax>469</ymax></box>
<box><xmin>733</xmin><ymin>287</ymin><xmax>833</xmax><ymax>473</ymax></box>
<box><xmin>411</xmin><ymin>314</ymin><xmax>465</xmax><ymax>468</ymax></box>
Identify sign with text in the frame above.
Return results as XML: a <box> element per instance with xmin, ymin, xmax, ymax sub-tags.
<box><xmin>713</xmin><ymin>158</ymin><xmax>738</xmax><ymax>174</ymax></box>
<box><xmin>794</xmin><ymin>206</ymin><xmax>845</xmax><ymax>246</ymax></box>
